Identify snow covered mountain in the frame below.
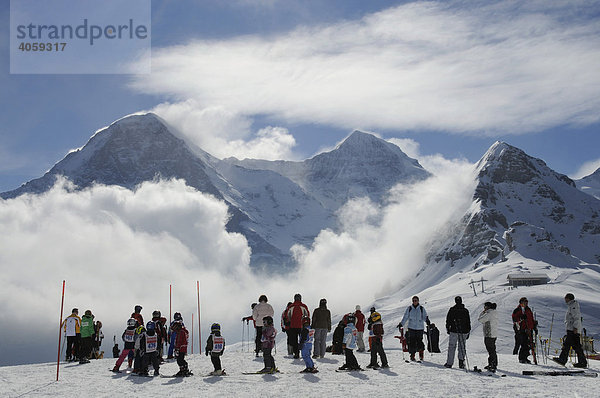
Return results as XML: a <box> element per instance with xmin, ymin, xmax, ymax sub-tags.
<box><xmin>1</xmin><ymin>114</ymin><xmax>428</xmax><ymax>269</ymax></box>
<box><xmin>428</xmin><ymin>142</ymin><xmax>600</xmax><ymax>275</ymax></box>
<box><xmin>576</xmin><ymin>167</ymin><xmax>600</xmax><ymax>200</ymax></box>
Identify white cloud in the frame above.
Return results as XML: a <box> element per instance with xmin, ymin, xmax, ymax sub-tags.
<box><xmin>571</xmin><ymin>158</ymin><xmax>600</xmax><ymax>180</ymax></box>
<box><xmin>132</xmin><ymin>1</ymin><xmax>600</xmax><ymax>135</ymax></box>
<box><xmin>387</xmin><ymin>138</ymin><xmax>420</xmax><ymax>159</ymax></box>
<box><xmin>150</xmin><ymin>100</ymin><xmax>297</xmax><ymax>160</ymax></box>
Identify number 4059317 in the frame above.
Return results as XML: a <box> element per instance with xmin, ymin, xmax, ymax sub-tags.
<box><xmin>18</xmin><ymin>42</ymin><xmax>66</xmax><ymax>51</ymax></box>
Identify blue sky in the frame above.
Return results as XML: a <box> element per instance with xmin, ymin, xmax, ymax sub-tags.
<box><xmin>1</xmin><ymin>0</ymin><xmax>600</xmax><ymax>192</ymax></box>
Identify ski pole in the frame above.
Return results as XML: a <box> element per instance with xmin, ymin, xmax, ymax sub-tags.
<box><xmin>241</xmin><ymin>320</ymin><xmax>244</xmax><ymax>352</ymax></box>
<box><xmin>547</xmin><ymin>313</ymin><xmax>554</xmax><ymax>357</ymax></box>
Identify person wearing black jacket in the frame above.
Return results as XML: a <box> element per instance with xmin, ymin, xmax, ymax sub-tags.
<box><xmin>444</xmin><ymin>296</ymin><xmax>471</xmax><ymax>369</ymax></box>
<box><xmin>331</xmin><ymin>321</ymin><xmax>345</xmax><ymax>355</ymax></box>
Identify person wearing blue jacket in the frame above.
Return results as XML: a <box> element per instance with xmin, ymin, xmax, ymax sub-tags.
<box><xmin>398</xmin><ymin>296</ymin><xmax>430</xmax><ymax>361</ymax></box>
<box><xmin>338</xmin><ymin>314</ymin><xmax>362</xmax><ymax>371</ymax></box>
<box><xmin>299</xmin><ymin>316</ymin><xmax>318</xmax><ymax>373</ymax></box>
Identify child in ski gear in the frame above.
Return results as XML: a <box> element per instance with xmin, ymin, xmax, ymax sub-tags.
<box><xmin>553</xmin><ymin>293</ymin><xmax>587</xmax><ymax>368</ymax></box>
<box><xmin>299</xmin><ymin>316</ymin><xmax>317</xmax><ymax>373</ymax></box>
<box><xmin>150</xmin><ymin>310</ymin><xmax>167</xmax><ymax>361</ymax></box>
<box><xmin>132</xmin><ymin>322</ymin><xmax>146</xmax><ymax>373</ymax></box>
<box><xmin>399</xmin><ymin>296</ymin><xmax>430</xmax><ymax>361</ymax></box>
<box><xmin>444</xmin><ymin>296</ymin><xmax>471</xmax><ymax>369</ymax></box>
<box><xmin>332</xmin><ymin>320</ymin><xmax>345</xmax><ymax>355</ymax></box>
<box><xmin>260</xmin><ymin>316</ymin><xmax>277</xmax><ymax>373</ymax></box>
<box><xmin>112</xmin><ymin>318</ymin><xmax>138</xmax><ymax>372</ymax></box>
<box><xmin>354</xmin><ymin>305</ymin><xmax>366</xmax><ymax>352</ymax></box>
<box><xmin>281</xmin><ymin>302</ymin><xmax>293</xmax><ymax>355</ymax></box>
<box><xmin>311</xmin><ymin>298</ymin><xmax>331</xmax><ymax>358</ymax></box>
<box><xmin>206</xmin><ymin>323</ymin><xmax>226</xmax><ymax>375</ymax></box>
<box><xmin>242</xmin><ymin>303</ymin><xmax>258</xmax><ymax>355</ymax></box>
<box><xmin>478</xmin><ymin>302</ymin><xmax>498</xmax><ymax>372</ymax></box>
<box><xmin>287</xmin><ymin>294</ymin><xmax>310</xmax><ymax>359</ymax></box>
<box><xmin>62</xmin><ymin>308</ymin><xmax>81</xmax><ymax>362</ymax></box>
<box><xmin>367</xmin><ymin>309</ymin><xmax>388</xmax><ymax>369</ymax></box>
<box><xmin>339</xmin><ymin>313</ymin><xmax>361</xmax><ymax>370</ymax></box>
<box><xmin>131</xmin><ymin>305</ymin><xmax>144</xmax><ymax>327</ymax></box>
<box><xmin>172</xmin><ymin>320</ymin><xmax>191</xmax><ymax>376</ymax></box>
<box><xmin>79</xmin><ymin>310</ymin><xmax>95</xmax><ymax>364</ymax></box>
<box><xmin>92</xmin><ymin>320</ymin><xmax>104</xmax><ymax>359</ymax></box>
<box><xmin>139</xmin><ymin>321</ymin><xmax>160</xmax><ymax>376</ymax></box>
<box><xmin>167</xmin><ymin>312</ymin><xmax>183</xmax><ymax>359</ymax></box>
<box><xmin>367</xmin><ymin>307</ymin><xmax>376</xmax><ymax>352</ymax></box>
<box><xmin>511</xmin><ymin>297</ymin><xmax>536</xmax><ymax>364</ymax></box>
<box><xmin>252</xmin><ymin>295</ymin><xmax>274</xmax><ymax>357</ymax></box>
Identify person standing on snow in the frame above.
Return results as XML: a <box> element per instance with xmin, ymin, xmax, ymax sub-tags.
<box><xmin>287</xmin><ymin>294</ymin><xmax>310</xmax><ymax>359</ymax></box>
<box><xmin>398</xmin><ymin>296</ymin><xmax>430</xmax><ymax>361</ymax></box>
<box><xmin>311</xmin><ymin>298</ymin><xmax>331</xmax><ymax>359</ymax></box>
<box><xmin>139</xmin><ymin>321</ymin><xmax>161</xmax><ymax>376</ymax></box>
<box><xmin>79</xmin><ymin>310</ymin><xmax>95</xmax><ymax>364</ymax></box>
<box><xmin>478</xmin><ymin>302</ymin><xmax>498</xmax><ymax>372</ymax></box>
<box><xmin>173</xmin><ymin>320</ymin><xmax>192</xmax><ymax>376</ymax></box>
<box><xmin>131</xmin><ymin>305</ymin><xmax>144</xmax><ymax>327</ymax></box>
<box><xmin>252</xmin><ymin>295</ymin><xmax>274</xmax><ymax>357</ymax></box>
<box><xmin>553</xmin><ymin>293</ymin><xmax>588</xmax><ymax>368</ymax></box>
<box><xmin>511</xmin><ymin>297</ymin><xmax>536</xmax><ymax>364</ymax></box>
<box><xmin>260</xmin><ymin>316</ymin><xmax>278</xmax><ymax>373</ymax></box>
<box><xmin>206</xmin><ymin>323</ymin><xmax>226</xmax><ymax>376</ymax></box>
<box><xmin>354</xmin><ymin>305</ymin><xmax>366</xmax><ymax>352</ymax></box>
<box><xmin>299</xmin><ymin>316</ymin><xmax>318</xmax><ymax>373</ymax></box>
<box><xmin>366</xmin><ymin>308</ymin><xmax>389</xmax><ymax>369</ymax></box>
<box><xmin>111</xmin><ymin>318</ymin><xmax>138</xmax><ymax>372</ymax></box>
<box><xmin>444</xmin><ymin>296</ymin><xmax>471</xmax><ymax>369</ymax></box>
<box><xmin>339</xmin><ymin>313</ymin><xmax>362</xmax><ymax>371</ymax></box>
<box><xmin>281</xmin><ymin>302</ymin><xmax>293</xmax><ymax>355</ymax></box>
<box><xmin>62</xmin><ymin>308</ymin><xmax>81</xmax><ymax>362</ymax></box>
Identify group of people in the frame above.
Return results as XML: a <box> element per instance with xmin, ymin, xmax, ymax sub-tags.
<box><xmin>62</xmin><ymin>308</ymin><xmax>104</xmax><ymax>364</ymax></box>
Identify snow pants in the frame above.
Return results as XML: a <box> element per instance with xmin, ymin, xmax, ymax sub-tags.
<box><xmin>288</xmin><ymin>328</ymin><xmax>301</xmax><ymax>357</ymax></box>
<box><xmin>142</xmin><ymin>351</ymin><xmax>160</xmax><ymax>373</ymax></box>
<box><xmin>516</xmin><ymin>330</ymin><xmax>530</xmax><ymax>362</ymax></box>
<box><xmin>446</xmin><ymin>332</ymin><xmax>467</xmax><ymax>366</ymax></box>
<box><xmin>369</xmin><ymin>336</ymin><xmax>388</xmax><ymax>367</ymax></box>
<box><xmin>356</xmin><ymin>331</ymin><xmax>365</xmax><ymax>351</ymax></box>
<box><xmin>484</xmin><ymin>337</ymin><xmax>497</xmax><ymax>369</ymax></box>
<box><xmin>254</xmin><ymin>326</ymin><xmax>263</xmax><ymax>354</ymax></box>
<box><xmin>80</xmin><ymin>336</ymin><xmax>93</xmax><ymax>360</ymax></box>
<box><xmin>558</xmin><ymin>330</ymin><xmax>587</xmax><ymax>366</ymax></box>
<box><xmin>114</xmin><ymin>348</ymin><xmax>134</xmax><ymax>369</ymax></box>
<box><xmin>263</xmin><ymin>348</ymin><xmax>275</xmax><ymax>369</ymax></box>
<box><xmin>344</xmin><ymin>348</ymin><xmax>360</xmax><ymax>369</ymax></box>
<box><xmin>176</xmin><ymin>352</ymin><xmax>188</xmax><ymax>370</ymax></box>
<box><xmin>211</xmin><ymin>354</ymin><xmax>222</xmax><ymax>371</ymax></box>
<box><xmin>407</xmin><ymin>329</ymin><xmax>425</xmax><ymax>355</ymax></box>
<box><xmin>301</xmin><ymin>343</ymin><xmax>314</xmax><ymax>368</ymax></box>
<box><xmin>168</xmin><ymin>331</ymin><xmax>177</xmax><ymax>357</ymax></box>
<box><xmin>313</xmin><ymin>328</ymin><xmax>327</xmax><ymax>357</ymax></box>
<box><xmin>66</xmin><ymin>335</ymin><xmax>80</xmax><ymax>360</ymax></box>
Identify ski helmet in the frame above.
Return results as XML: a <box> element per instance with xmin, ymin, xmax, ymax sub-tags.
<box><xmin>152</xmin><ymin>310</ymin><xmax>161</xmax><ymax>318</ymax></box>
<box><xmin>173</xmin><ymin>312</ymin><xmax>182</xmax><ymax>321</ymax></box>
<box><xmin>263</xmin><ymin>316</ymin><xmax>274</xmax><ymax>326</ymax></box>
<box><xmin>302</xmin><ymin>315</ymin><xmax>311</xmax><ymax>325</ymax></box>
<box><xmin>346</xmin><ymin>313</ymin><xmax>356</xmax><ymax>325</ymax></box>
<box><xmin>294</xmin><ymin>293</ymin><xmax>302</xmax><ymax>301</ymax></box>
<box><xmin>370</xmin><ymin>312</ymin><xmax>381</xmax><ymax>323</ymax></box>
<box><xmin>127</xmin><ymin>318</ymin><xmax>137</xmax><ymax>327</ymax></box>
<box><xmin>146</xmin><ymin>321</ymin><xmax>155</xmax><ymax>330</ymax></box>
<box><xmin>134</xmin><ymin>305</ymin><xmax>142</xmax><ymax>313</ymax></box>
<box><xmin>211</xmin><ymin>323</ymin><xmax>221</xmax><ymax>332</ymax></box>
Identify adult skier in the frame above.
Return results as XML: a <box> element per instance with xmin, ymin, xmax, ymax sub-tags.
<box><xmin>444</xmin><ymin>296</ymin><xmax>471</xmax><ymax>369</ymax></box>
<box><xmin>62</xmin><ymin>308</ymin><xmax>81</xmax><ymax>362</ymax></box>
<box><xmin>552</xmin><ymin>293</ymin><xmax>588</xmax><ymax>368</ymax></box>
<box><xmin>79</xmin><ymin>310</ymin><xmax>95</xmax><ymax>364</ymax></box>
<box><xmin>287</xmin><ymin>294</ymin><xmax>310</xmax><ymax>359</ymax></box>
<box><xmin>252</xmin><ymin>295</ymin><xmax>274</xmax><ymax>357</ymax></box>
<box><xmin>511</xmin><ymin>297</ymin><xmax>536</xmax><ymax>364</ymax></box>
<box><xmin>311</xmin><ymin>298</ymin><xmax>331</xmax><ymax>359</ymax></box>
<box><xmin>398</xmin><ymin>296</ymin><xmax>430</xmax><ymax>361</ymax></box>
<box><xmin>281</xmin><ymin>302</ymin><xmax>293</xmax><ymax>355</ymax></box>
<box><xmin>478</xmin><ymin>302</ymin><xmax>498</xmax><ymax>372</ymax></box>
<box><xmin>354</xmin><ymin>305</ymin><xmax>366</xmax><ymax>352</ymax></box>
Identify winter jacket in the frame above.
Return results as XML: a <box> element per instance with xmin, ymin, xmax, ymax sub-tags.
<box><xmin>299</xmin><ymin>325</ymin><xmax>315</xmax><ymax>349</ymax></box>
<box><xmin>131</xmin><ymin>312</ymin><xmax>144</xmax><ymax>327</ymax></box>
<box><xmin>564</xmin><ymin>299</ymin><xmax>582</xmax><ymax>332</ymax></box>
<box><xmin>370</xmin><ymin>312</ymin><xmax>384</xmax><ymax>338</ymax></box>
<box><xmin>261</xmin><ymin>325</ymin><xmax>277</xmax><ymax>350</ymax></box>
<box><xmin>63</xmin><ymin>313</ymin><xmax>81</xmax><ymax>336</ymax></box>
<box><xmin>140</xmin><ymin>330</ymin><xmax>158</xmax><ymax>355</ymax></box>
<box><xmin>152</xmin><ymin>316</ymin><xmax>168</xmax><ymax>343</ymax></box>
<box><xmin>134</xmin><ymin>326</ymin><xmax>146</xmax><ymax>350</ymax></box>
<box><xmin>312</xmin><ymin>306</ymin><xmax>331</xmax><ymax>331</ymax></box>
<box><xmin>512</xmin><ymin>305</ymin><xmax>535</xmax><ymax>331</ymax></box>
<box><xmin>478</xmin><ymin>308</ymin><xmax>498</xmax><ymax>338</ymax></box>
<box><xmin>175</xmin><ymin>326</ymin><xmax>189</xmax><ymax>354</ymax></box>
<box><xmin>80</xmin><ymin>314</ymin><xmax>95</xmax><ymax>338</ymax></box>
<box><xmin>332</xmin><ymin>323</ymin><xmax>344</xmax><ymax>345</ymax></box>
<box><xmin>343</xmin><ymin>323</ymin><xmax>358</xmax><ymax>350</ymax></box>
<box><xmin>122</xmin><ymin>326</ymin><xmax>137</xmax><ymax>349</ymax></box>
<box><xmin>252</xmin><ymin>302</ymin><xmax>274</xmax><ymax>327</ymax></box>
<box><xmin>354</xmin><ymin>310</ymin><xmax>366</xmax><ymax>332</ymax></box>
<box><xmin>206</xmin><ymin>331</ymin><xmax>225</xmax><ymax>356</ymax></box>
<box><xmin>446</xmin><ymin>303</ymin><xmax>471</xmax><ymax>334</ymax></box>
<box><xmin>287</xmin><ymin>300</ymin><xmax>310</xmax><ymax>329</ymax></box>
<box><xmin>281</xmin><ymin>309</ymin><xmax>289</xmax><ymax>331</ymax></box>
<box><xmin>400</xmin><ymin>304</ymin><xmax>429</xmax><ymax>331</ymax></box>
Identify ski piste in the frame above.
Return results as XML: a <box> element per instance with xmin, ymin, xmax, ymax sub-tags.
<box><xmin>523</xmin><ymin>370</ymin><xmax>598</xmax><ymax>377</ymax></box>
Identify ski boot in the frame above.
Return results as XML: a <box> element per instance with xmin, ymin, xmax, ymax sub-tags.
<box><xmin>443</xmin><ymin>363</ymin><xmax>452</xmax><ymax>368</ymax></box>
<box><xmin>338</xmin><ymin>364</ymin><xmax>349</xmax><ymax>371</ymax></box>
<box><xmin>419</xmin><ymin>350</ymin><xmax>424</xmax><ymax>361</ymax></box>
<box><xmin>573</xmin><ymin>363</ymin><xmax>587</xmax><ymax>368</ymax></box>
<box><xmin>154</xmin><ymin>369</ymin><xmax>160</xmax><ymax>376</ymax></box>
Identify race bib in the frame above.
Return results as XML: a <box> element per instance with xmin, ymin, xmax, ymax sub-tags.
<box><xmin>146</xmin><ymin>335</ymin><xmax>158</xmax><ymax>352</ymax></box>
<box><xmin>124</xmin><ymin>330</ymin><xmax>135</xmax><ymax>343</ymax></box>
<box><xmin>212</xmin><ymin>336</ymin><xmax>225</xmax><ymax>353</ymax></box>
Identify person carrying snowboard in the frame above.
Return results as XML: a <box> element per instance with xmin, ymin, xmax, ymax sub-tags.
<box><xmin>398</xmin><ymin>296</ymin><xmax>430</xmax><ymax>361</ymax></box>
<box><xmin>366</xmin><ymin>308</ymin><xmax>389</xmax><ymax>369</ymax></box>
<box><xmin>552</xmin><ymin>293</ymin><xmax>588</xmax><ymax>368</ymax></box>
<box><xmin>339</xmin><ymin>313</ymin><xmax>362</xmax><ymax>371</ymax></box>
<box><xmin>139</xmin><ymin>321</ymin><xmax>160</xmax><ymax>376</ymax></box>
<box><xmin>206</xmin><ymin>323</ymin><xmax>226</xmax><ymax>375</ymax></box>
<box><xmin>62</xmin><ymin>308</ymin><xmax>81</xmax><ymax>362</ymax></box>
<box><xmin>444</xmin><ymin>296</ymin><xmax>471</xmax><ymax>369</ymax></box>
<box><xmin>299</xmin><ymin>316</ymin><xmax>317</xmax><ymax>373</ymax></box>
<box><xmin>511</xmin><ymin>297</ymin><xmax>536</xmax><ymax>364</ymax></box>
<box><xmin>478</xmin><ymin>302</ymin><xmax>498</xmax><ymax>372</ymax></box>
<box><xmin>259</xmin><ymin>316</ymin><xmax>278</xmax><ymax>373</ymax></box>
<box><xmin>112</xmin><ymin>318</ymin><xmax>138</xmax><ymax>372</ymax></box>
<box><xmin>311</xmin><ymin>298</ymin><xmax>331</xmax><ymax>359</ymax></box>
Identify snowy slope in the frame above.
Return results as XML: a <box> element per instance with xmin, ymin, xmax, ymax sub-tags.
<box><xmin>576</xmin><ymin>167</ymin><xmax>600</xmax><ymax>200</ymax></box>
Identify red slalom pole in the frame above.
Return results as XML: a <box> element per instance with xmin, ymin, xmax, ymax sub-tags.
<box><xmin>56</xmin><ymin>280</ymin><xmax>65</xmax><ymax>382</ymax></box>
<box><xmin>197</xmin><ymin>281</ymin><xmax>201</xmax><ymax>353</ymax></box>
<box><xmin>191</xmin><ymin>313</ymin><xmax>194</xmax><ymax>354</ymax></box>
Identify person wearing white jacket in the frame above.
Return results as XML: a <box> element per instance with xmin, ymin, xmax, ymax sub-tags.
<box><xmin>553</xmin><ymin>293</ymin><xmax>587</xmax><ymax>368</ymax></box>
<box><xmin>478</xmin><ymin>302</ymin><xmax>498</xmax><ymax>372</ymax></box>
<box><xmin>252</xmin><ymin>295</ymin><xmax>274</xmax><ymax>357</ymax></box>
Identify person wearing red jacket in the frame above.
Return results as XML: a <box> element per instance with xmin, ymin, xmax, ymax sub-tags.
<box><xmin>172</xmin><ymin>320</ymin><xmax>192</xmax><ymax>376</ymax></box>
<box><xmin>354</xmin><ymin>305</ymin><xmax>366</xmax><ymax>352</ymax></box>
<box><xmin>286</xmin><ymin>294</ymin><xmax>310</xmax><ymax>359</ymax></box>
<box><xmin>511</xmin><ymin>297</ymin><xmax>536</xmax><ymax>364</ymax></box>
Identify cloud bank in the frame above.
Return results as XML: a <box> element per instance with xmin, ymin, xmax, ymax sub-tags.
<box><xmin>132</xmin><ymin>1</ymin><xmax>600</xmax><ymax>136</ymax></box>
<box><xmin>572</xmin><ymin>158</ymin><xmax>600</xmax><ymax>180</ymax></box>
